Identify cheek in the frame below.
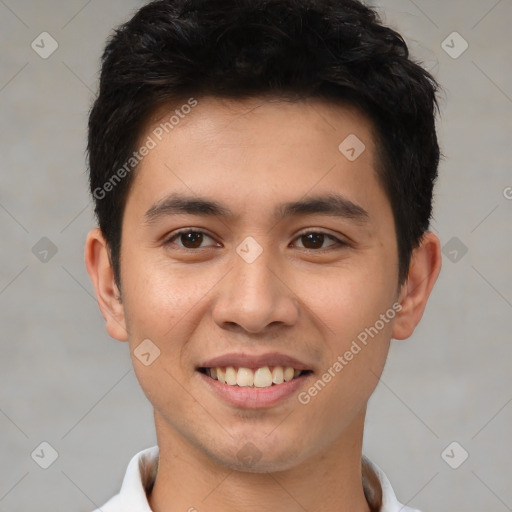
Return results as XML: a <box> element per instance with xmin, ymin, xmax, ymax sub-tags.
<box><xmin>120</xmin><ymin>248</ymin><xmax>213</xmax><ymax>340</ymax></box>
<box><xmin>120</xmin><ymin>257</ymin><xmax>206</xmax><ymax>410</ymax></box>
<box><xmin>297</xmin><ymin>300</ymin><xmax>393</xmax><ymax>447</ymax></box>
<box><xmin>296</xmin><ymin>259</ymin><xmax>396</xmax><ymax>403</ymax></box>
<box><xmin>300</xmin><ymin>260</ymin><xmax>396</xmax><ymax>344</ymax></box>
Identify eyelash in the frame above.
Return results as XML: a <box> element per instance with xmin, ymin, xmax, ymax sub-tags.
<box><xmin>163</xmin><ymin>228</ymin><xmax>348</xmax><ymax>251</ymax></box>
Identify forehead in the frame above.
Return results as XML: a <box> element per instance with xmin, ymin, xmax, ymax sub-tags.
<box><xmin>125</xmin><ymin>96</ymin><xmax>386</xmax><ymax>224</ymax></box>
<box><xmin>146</xmin><ymin>95</ymin><xmax>377</xmax><ymax>155</ymax></box>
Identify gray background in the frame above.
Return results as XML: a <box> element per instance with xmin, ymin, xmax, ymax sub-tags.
<box><xmin>0</xmin><ymin>0</ymin><xmax>511</xmax><ymax>511</ymax></box>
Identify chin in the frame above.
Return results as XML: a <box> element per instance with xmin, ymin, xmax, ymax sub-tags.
<box><xmin>215</xmin><ymin>450</ymin><xmax>304</xmax><ymax>474</ymax></box>
<box><xmin>204</xmin><ymin>435</ymin><xmax>311</xmax><ymax>474</ymax></box>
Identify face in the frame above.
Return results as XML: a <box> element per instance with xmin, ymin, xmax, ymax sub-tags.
<box><xmin>115</xmin><ymin>96</ymin><xmax>403</xmax><ymax>472</ymax></box>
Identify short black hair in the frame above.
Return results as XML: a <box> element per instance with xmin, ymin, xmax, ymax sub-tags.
<box><xmin>87</xmin><ymin>0</ymin><xmax>441</xmax><ymax>288</ymax></box>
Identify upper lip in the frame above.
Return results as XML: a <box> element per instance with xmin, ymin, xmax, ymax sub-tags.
<box><xmin>198</xmin><ymin>352</ymin><xmax>312</xmax><ymax>371</ymax></box>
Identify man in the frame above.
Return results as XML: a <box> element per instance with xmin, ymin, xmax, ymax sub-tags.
<box><xmin>85</xmin><ymin>0</ymin><xmax>442</xmax><ymax>510</ymax></box>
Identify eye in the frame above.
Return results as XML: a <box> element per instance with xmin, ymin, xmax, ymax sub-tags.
<box><xmin>165</xmin><ymin>229</ymin><xmax>219</xmax><ymax>249</ymax></box>
<box><xmin>292</xmin><ymin>231</ymin><xmax>345</xmax><ymax>250</ymax></box>
<box><xmin>164</xmin><ymin>229</ymin><xmax>347</xmax><ymax>251</ymax></box>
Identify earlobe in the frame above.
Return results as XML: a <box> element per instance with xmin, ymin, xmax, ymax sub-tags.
<box><xmin>84</xmin><ymin>228</ymin><xmax>128</xmax><ymax>342</ymax></box>
<box><xmin>392</xmin><ymin>231</ymin><xmax>442</xmax><ymax>340</ymax></box>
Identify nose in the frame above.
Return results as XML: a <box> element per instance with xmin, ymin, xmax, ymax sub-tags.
<box><xmin>211</xmin><ymin>244</ymin><xmax>300</xmax><ymax>335</ymax></box>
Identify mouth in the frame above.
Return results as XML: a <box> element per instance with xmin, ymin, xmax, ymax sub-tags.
<box><xmin>196</xmin><ymin>352</ymin><xmax>315</xmax><ymax>408</ymax></box>
<box><xmin>198</xmin><ymin>366</ymin><xmax>313</xmax><ymax>388</ymax></box>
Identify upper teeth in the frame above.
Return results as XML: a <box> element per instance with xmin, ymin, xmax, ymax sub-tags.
<box><xmin>207</xmin><ymin>366</ymin><xmax>302</xmax><ymax>388</ymax></box>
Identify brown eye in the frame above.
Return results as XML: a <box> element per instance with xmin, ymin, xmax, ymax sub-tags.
<box><xmin>179</xmin><ymin>231</ymin><xmax>204</xmax><ymax>248</ymax></box>
<box><xmin>301</xmin><ymin>233</ymin><xmax>325</xmax><ymax>249</ymax></box>
<box><xmin>166</xmin><ymin>229</ymin><xmax>218</xmax><ymax>249</ymax></box>
<box><xmin>295</xmin><ymin>232</ymin><xmax>341</xmax><ymax>250</ymax></box>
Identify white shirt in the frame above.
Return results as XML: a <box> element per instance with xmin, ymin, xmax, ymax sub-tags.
<box><xmin>92</xmin><ymin>446</ymin><xmax>420</xmax><ymax>512</ymax></box>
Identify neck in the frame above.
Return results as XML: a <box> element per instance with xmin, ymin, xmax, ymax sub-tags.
<box><xmin>148</xmin><ymin>409</ymin><xmax>373</xmax><ymax>512</ymax></box>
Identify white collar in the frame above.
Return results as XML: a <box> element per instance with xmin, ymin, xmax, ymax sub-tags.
<box><xmin>94</xmin><ymin>446</ymin><xmax>421</xmax><ymax>512</ymax></box>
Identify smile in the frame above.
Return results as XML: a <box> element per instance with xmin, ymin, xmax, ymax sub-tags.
<box><xmin>199</xmin><ymin>366</ymin><xmax>312</xmax><ymax>388</ymax></box>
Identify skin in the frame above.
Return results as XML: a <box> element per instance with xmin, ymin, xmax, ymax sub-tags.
<box><xmin>85</xmin><ymin>96</ymin><xmax>441</xmax><ymax>512</ymax></box>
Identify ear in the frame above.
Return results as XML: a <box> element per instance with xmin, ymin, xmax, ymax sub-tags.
<box><xmin>392</xmin><ymin>231</ymin><xmax>442</xmax><ymax>340</ymax></box>
<box><xmin>84</xmin><ymin>228</ymin><xmax>128</xmax><ymax>342</ymax></box>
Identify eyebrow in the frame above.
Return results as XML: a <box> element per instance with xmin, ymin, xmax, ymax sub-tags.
<box><xmin>144</xmin><ymin>192</ymin><xmax>369</xmax><ymax>225</ymax></box>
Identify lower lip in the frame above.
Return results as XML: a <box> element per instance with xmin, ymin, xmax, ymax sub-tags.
<box><xmin>197</xmin><ymin>371</ymin><xmax>311</xmax><ymax>409</ymax></box>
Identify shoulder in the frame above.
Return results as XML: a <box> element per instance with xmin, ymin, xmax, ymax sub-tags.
<box><xmin>90</xmin><ymin>493</ymin><xmax>123</xmax><ymax>512</ymax></box>
<box><xmin>90</xmin><ymin>446</ymin><xmax>159</xmax><ymax>512</ymax></box>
